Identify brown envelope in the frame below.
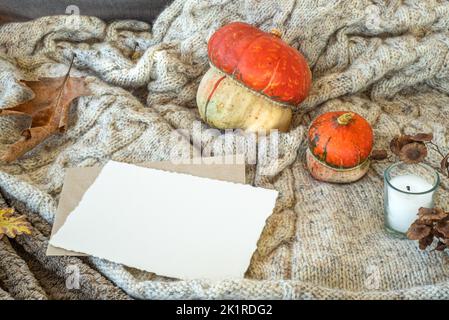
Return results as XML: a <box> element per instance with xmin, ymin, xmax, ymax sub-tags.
<box><xmin>47</xmin><ymin>156</ymin><xmax>246</xmax><ymax>256</ymax></box>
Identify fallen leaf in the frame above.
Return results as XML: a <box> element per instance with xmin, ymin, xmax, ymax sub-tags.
<box><xmin>390</xmin><ymin>135</ymin><xmax>411</xmax><ymax>156</ymax></box>
<box><xmin>390</xmin><ymin>133</ymin><xmax>432</xmax><ymax>163</ymax></box>
<box><xmin>0</xmin><ymin>208</ymin><xmax>32</xmax><ymax>240</ymax></box>
<box><xmin>407</xmin><ymin>221</ymin><xmax>431</xmax><ymax>240</ymax></box>
<box><xmin>370</xmin><ymin>149</ymin><xmax>388</xmax><ymax>161</ymax></box>
<box><xmin>435</xmin><ymin>220</ymin><xmax>449</xmax><ymax>238</ymax></box>
<box><xmin>399</xmin><ymin>142</ymin><xmax>427</xmax><ymax>164</ymax></box>
<box><xmin>409</xmin><ymin>133</ymin><xmax>433</xmax><ymax>142</ymax></box>
<box><xmin>418</xmin><ymin>207</ymin><xmax>448</xmax><ymax>223</ymax></box>
<box><xmin>0</xmin><ymin>57</ymin><xmax>91</xmax><ymax>162</ymax></box>
<box><xmin>408</xmin><ymin>206</ymin><xmax>449</xmax><ymax>252</ymax></box>
<box><xmin>418</xmin><ymin>234</ymin><xmax>434</xmax><ymax>250</ymax></box>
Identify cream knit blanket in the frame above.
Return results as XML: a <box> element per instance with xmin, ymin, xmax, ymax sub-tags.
<box><xmin>1</xmin><ymin>0</ymin><xmax>449</xmax><ymax>300</ymax></box>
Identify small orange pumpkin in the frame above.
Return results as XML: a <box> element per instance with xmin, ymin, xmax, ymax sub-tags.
<box><xmin>306</xmin><ymin>111</ymin><xmax>374</xmax><ymax>183</ymax></box>
<box><xmin>197</xmin><ymin>22</ymin><xmax>312</xmax><ymax>132</ymax></box>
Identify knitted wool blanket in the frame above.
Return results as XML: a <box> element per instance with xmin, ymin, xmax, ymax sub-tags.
<box><xmin>1</xmin><ymin>0</ymin><xmax>449</xmax><ymax>300</ymax></box>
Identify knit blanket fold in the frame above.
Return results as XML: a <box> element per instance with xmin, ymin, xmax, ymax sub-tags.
<box><xmin>1</xmin><ymin>0</ymin><xmax>449</xmax><ymax>299</ymax></box>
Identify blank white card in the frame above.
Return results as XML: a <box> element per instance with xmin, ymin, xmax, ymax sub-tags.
<box><xmin>50</xmin><ymin>161</ymin><xmax>278</xmax><ymax>280</ymax></box>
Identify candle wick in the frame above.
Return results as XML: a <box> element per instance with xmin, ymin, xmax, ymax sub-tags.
<box><xmin>406</xmin><ymin>185</ymin><xmax>411</xmax><ymax>191</ymax></box>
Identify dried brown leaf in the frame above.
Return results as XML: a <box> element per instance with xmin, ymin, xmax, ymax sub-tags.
<box><xmin>418</xmin><ymin>207</ymin><xmax>448</xmax><ymax>223</ymax></box>
<box><xmin>409</xmin><ymin>133</ymin><xmax>434</xmax><ymax>142</ymax></box>
<box><xmin>0</xmin><ymin>58</ymin><xmax>91</xmax><ymax>163</ymax></box>
<box><xmin>435</xmin><ymin>220</ymin><xmax>449</xmax><ymax>238</ymax></box>
<box><xmin>419</xmin><ymin>234</ymin><xmax>434</xmax><ymax>250</ymax></box>
<box><xmin>370</xmin><ymin>149</ymin><xmax>388</xmax><ymax>161</ymax></box>
<box><xmin>409</xmin><ymin>206</ymin><xmax>449</xmax><ymax>252</ymax></box>
<box><xmin>407</xmin><ymin>221</ymin><xmax>432</xmax><ymax>240</ymax></box>
<box><xmin>390</xmin><ymin>133</ymin><xmax>432</xmax><ymax>162</ymax></box>
<box><xmin>399</xmin><ymin>142</ymin><xmax>427</xmax><ymax>164</ymax></box>
<box><xmin>390</xmin><ymin>135</ymin><xmax>411</xmax><ymax>156</ymax></box>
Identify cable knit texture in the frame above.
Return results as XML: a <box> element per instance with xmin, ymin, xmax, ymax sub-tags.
<box><xmin>1</xmin><ymin>0</ymin><xmax>449</xmax><ymax>299</ymax></box>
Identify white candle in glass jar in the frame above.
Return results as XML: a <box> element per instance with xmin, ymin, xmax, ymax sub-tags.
<box><xmin>386</xmin><ymin>174</ymin><xmax>434</xmax><ymax>233</ymax></box>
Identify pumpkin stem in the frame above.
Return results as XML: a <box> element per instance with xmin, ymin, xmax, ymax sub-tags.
<box><xmin>270</xmin><ymin>29</ymin><xmax>282</xmax><ymax>38</ymax></box>
<box><xmin>337</xmin><ymin>112</ymin><xmax>355</xmax><ymax>126</ymax></box>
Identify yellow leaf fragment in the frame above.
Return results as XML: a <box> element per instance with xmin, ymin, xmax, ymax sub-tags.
<box><xmin>0</xmin><ymin>208</ymin><xmax>32</xmax><ymax>240</ymax></box>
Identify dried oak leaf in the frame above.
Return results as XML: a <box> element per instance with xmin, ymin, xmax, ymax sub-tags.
<box><xmin>0</xmin><ymin>67</ymin><xmax>90</xmax><ymax>163</ymax></box>
<box><xmin>370</xmin><ymin>149</ymin><xmax>388</xmax><ymax>161</ymax></box>
<box><xmin>418</xmin><ymin>207</ymin><xmax>448</xmax><ymax>223</ymax></box>
<box><xmin>407</xmin><ymin>221</ymin><xmax>432</xmax><ymax>240</ymax></box>
<box><xmin>0</xmin><ymin>208</ymin><xmax>32</xmax><ymax>240</ymax></box>
<box><xmin>435</xmin><ymin>220</ymin><xmax>449</xmax><ymax>238</ymax></box>
<box><xmin>399</xmin><ymin>142</ymin><xmax>427</xmax><ymax>164</ymax></box>
<box><xmin>419</xmin><ymin>235</ymin><xmax>434</xmax><ymax>250</ymax></box>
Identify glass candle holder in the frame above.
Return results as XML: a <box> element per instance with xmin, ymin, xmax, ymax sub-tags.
<box><xmin>384</xmin><ymin>162</ymin><xmax>439</xmax><ymax>237</ymax></box>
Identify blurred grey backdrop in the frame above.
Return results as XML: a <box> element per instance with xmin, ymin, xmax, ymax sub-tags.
<box><xmin>0</xmin><ymin>0</ymin><xmax>173</xmax><ymax>23</ymax></box>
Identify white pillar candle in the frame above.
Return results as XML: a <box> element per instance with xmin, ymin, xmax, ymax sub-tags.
<box><xmin>386</xmin><ymin>174</ymin><xmax>434</xmax><ymax>233</ymax></box>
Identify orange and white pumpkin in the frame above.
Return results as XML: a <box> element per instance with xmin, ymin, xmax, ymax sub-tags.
<box><xmin>197</xmin><ymin>22</ymin><xmax>312</xmax><ymax>132</ymax></box>
<box><xmin>306</xmin><ymin>111</ymin><xmax>374</xmax><ymax>183</ymax></box>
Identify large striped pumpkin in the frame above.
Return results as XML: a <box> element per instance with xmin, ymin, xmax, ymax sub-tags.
<box><xmin>197</xmin><ymin>22</ymin><xmax>312</xmax><ymax>132</ymax></box>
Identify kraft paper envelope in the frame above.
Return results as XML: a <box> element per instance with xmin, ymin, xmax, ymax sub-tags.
<box><xmin>47</xmin><ymin>155</ymin><xmax>246</xmax><ymax>256</ymax></box>
<box><xmin>49</xmin><ymin>160</ymin><xmax>278</xmax><ymax>280</ymax></box>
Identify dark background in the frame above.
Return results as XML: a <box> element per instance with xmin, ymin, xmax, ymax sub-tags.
<box><xmin>0</xmin><ymin>0</ymin><xmax>173</xmax><ymax>23</ymax></box>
